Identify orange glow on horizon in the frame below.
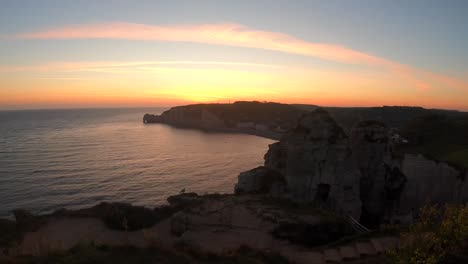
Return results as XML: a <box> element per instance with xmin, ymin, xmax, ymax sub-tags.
<box><xmin>2</xmin><ymin>22</ymin><xmax>468</xmax><ymax>111</ymax></box>
<box><xmin>1</xmin><ymin>61</ymin><xmax>467</xmax><ymax>111</ymax></box>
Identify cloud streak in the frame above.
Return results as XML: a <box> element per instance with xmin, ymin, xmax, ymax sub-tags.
<box><xmin>15</xmin><ymin>23</ymin><xmax>391</xmax><ymax>65</ymax></box>
<box><xmin>0</xmin><ymin>60</ymin><xmax>278</xmax><ymax>73</ymax></box>
<box><xmin>12</xmin><ymin>22</ymin><xmax>468</xmax><ymax>91</ymax></box>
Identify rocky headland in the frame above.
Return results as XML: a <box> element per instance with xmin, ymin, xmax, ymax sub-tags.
<box><xmin>143</xmin><ymin>101</ymin><xmax>307</xmax><ymax>140</ymax></box>
<box><xmin>1</xmin><ymin>106</ymin><xmax>467</xmax><ymax>263</ymax></box>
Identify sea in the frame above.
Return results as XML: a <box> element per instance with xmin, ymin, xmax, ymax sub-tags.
<box><xmin>0</xmin><ymin>108</ymin><xmax>274</xmax><ymax>218</ymax></box>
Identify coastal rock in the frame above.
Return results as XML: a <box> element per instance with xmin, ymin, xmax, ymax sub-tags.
<box><xmin>99</xmin><ymin>203</ymin><xmax>159</xmax><ymax>231</ymax></box>
<box><xmin>51</xmin><ymin>202</ymin><xmax>169</xmax><ymax>231</ymax></box>
<box><xmin>144</xmin><ymin>106</ymin><xmax>225</xmax><ymax>129</ymax></box>
<box><xmin>167</xmin><ymin>192</ymin><xmax>203</xmax><ymax>210</ymax></box>
<box><xmin>397</xmin><ymin>154</ymin><xmax>467</xmax><ymax>213</ymax></box>
<box><xmin>143</xmin><ymin>101</ymin><xmax>307</xmax><ymax>140</ymax></box>
<box><xmin>13</xmin><ymin>210</ymin><xmax>36</xmax><ymax>226</ymax></box>
<box><xmin>262</xmin><ymin>109</ymin><xmax>362</xmax><ymax>218</ymax></box>
<box><xmin>143</xmin><ymin>114</ymin><xmax>162</xmax><ymax>123</ymax></box>
<box><xmin>237</xmin><ymin>109</ymin><xmax>468</xmax><ymax>226</ymax></box>
<box><xmin>12</xmin><ymin>210</ymin><xmax>45</xmax><ymax>232</ymax></box>
<box><xmin>4</xmin><ymin>194</ymin><xmax>358</xmax><ymax>262</ymax></box>
<box><xmin>234</xmin><ymin>166</ymin><xmax>285</xmax><ymax>195</ymax></box>
<box><xmin>170</xmin><ymin>212</ymin><xmax>191</xmax><ymax>236</ymax></box>
<box><xmin>349</xmin><ymin>121</ymin><xmax>395</xmax><ymax>226</ymax></box>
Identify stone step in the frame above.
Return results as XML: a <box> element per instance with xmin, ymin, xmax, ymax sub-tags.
<box><xmin>338</xmin><ymin>245</ymin><xmax>359</xmax><ymax>261</ymax></box>
<box><xmin>323</xmin><ymin>248</ymin><xmax>342</xmax><ymax>263</ymax></box>
<box><xmin>279</xmin><ymin>246</ymin><xmax>325</xmax><ymax>264</ymax></box>
<box><xmin>377</xmin><ymin>236</ymin><xmax>400</xmax><ymax>251</ymax></box>
<box><xmin>369</xmin><ymin>238</ymin><xmax>385</xmax><ymax>254</ymax></box>
<box><xmin>355</xmin><ymin>241</ymin><xmax>378</xmax><ymax>256</ymax></box>
<box><xmin>294</xmin><ymin>251</ymin><xmax>325</xmax><ymax>264</ymax></box>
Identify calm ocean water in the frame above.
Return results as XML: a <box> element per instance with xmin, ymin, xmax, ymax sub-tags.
<box><xmin>0</xmin><ymin>108</ymin><xmax>274</xmax><ymax>218</ymax></box>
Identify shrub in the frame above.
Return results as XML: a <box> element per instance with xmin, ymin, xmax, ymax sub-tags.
<box><xmin>389</xmin><ymin>204</ymin><xmax>468</xmax><ymax>264</ymax></box>
<box><xmin>0</xmin><ymin>218</ymin><xmax>19</xmax><ymax>247</ymax></box>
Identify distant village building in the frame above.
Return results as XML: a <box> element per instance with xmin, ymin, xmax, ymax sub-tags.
<box><xmin>389</xmin><ymin>129</ymin><xmax>409</xmax><ymax>144</ymax></box>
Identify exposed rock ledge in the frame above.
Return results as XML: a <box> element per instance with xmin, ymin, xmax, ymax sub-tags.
<box><xmin>1</xmin><ymin>193</ymin><xmax>363</xmax><ymax>264</ymax></box>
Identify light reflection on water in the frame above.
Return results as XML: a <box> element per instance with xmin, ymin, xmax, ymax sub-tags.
<box><xmin>0</xmin><ymin>108</ymin><xmax>273</xmax><ymax>218</ymax></box>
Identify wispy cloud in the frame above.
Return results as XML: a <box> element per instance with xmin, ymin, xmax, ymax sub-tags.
<box><xmin>12</xmin><ymin>22</ymin><xmax>468</xmax><ymax>91</ymax></box>
<box><xmin>0</xmin><ymin>60</ymin><xmax>278</xmax><ymax>73</ymax></box>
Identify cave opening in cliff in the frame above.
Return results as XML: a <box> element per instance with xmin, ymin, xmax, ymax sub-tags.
<box><xmin>359</xmin><ymin>207</ymin><xmax>383</xmax><ymax>229</ymax></box>
<box><xmin>314</xmin><ymin>183</ymin><xmax>330</xmax><ymax>204</ymax></box>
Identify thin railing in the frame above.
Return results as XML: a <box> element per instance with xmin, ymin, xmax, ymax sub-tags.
<box><xmin>347</xmin><ymin>215</ymin><xmax>370</xmax><ymax>233</ymax></box>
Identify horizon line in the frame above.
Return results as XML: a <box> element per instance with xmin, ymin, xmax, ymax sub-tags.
<box><xmin>1</xmin><ymin>102</ymin><xmax>465</xmax><ymax>112</ymax></box>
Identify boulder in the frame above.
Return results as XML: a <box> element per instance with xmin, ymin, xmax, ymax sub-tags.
<box><xmin>143</xmin><ymin>114</ymin><xmax>162</xmax><ymax>123</ymax></box>
<box><xmin>167</xmin><ymin>193</ymin><xmax>203</xmax><ymax>210</ymax></box>
<box><xmin>12</xmin><ymin>209</ymin><xmax>45</xmax><ymax>232</ymax></box>
<box><xmin>170</xmin><ymin>212</ymin><xmax>191</xmax><ymax>236</ymax></box>
<box><xmin>101</xmin><ymin>203</ymin><xmax>159</xmax><ymax>231</ymax></box>
<box><xmin>234</xmin><ymin>166</ymin><xmax>285</xmax><ymax>195</ymax></box>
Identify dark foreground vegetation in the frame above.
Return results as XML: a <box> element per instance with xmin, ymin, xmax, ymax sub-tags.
<box><xmin>2</xmin><ymin>244</ymin><xmax>288</xmax><ymax>264</ymax></box>
<box><xmin>389</xmin><ymin>204</ymin><xmax>468</xmax><ymax>264</ymax></box>
<box><xmin>3</xmin><ymin>204</ymin><xmax>466</xmax><ymax>264</ymax></box>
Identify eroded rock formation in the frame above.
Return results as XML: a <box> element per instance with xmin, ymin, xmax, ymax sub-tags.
<box><xmin>392</xmin><ymin>154</ymin><xmax>468</xmax><ymax>219</ymax></box>
<box><xmin>235</xmin><ymin>166</ymin><xmax>285</xmax><ymax>195</ymax></box>
<box><xmin>236</xmin><ymin>108</ymin><xmax>468</xmax><ymax>226</ymax></box>
<box><xmin>237</xmin><ymin>109</ymin><xmax>362</xmax><ymax>219</ymax></box>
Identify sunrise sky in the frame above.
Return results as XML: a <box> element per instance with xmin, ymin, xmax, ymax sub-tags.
<box><xmin>1</xmin><ymin>0</ymin><xmax>467</xmax><ymax>110</ymax></box>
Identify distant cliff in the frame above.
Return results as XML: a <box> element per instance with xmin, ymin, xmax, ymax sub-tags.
<box><xmin>295</xmin><ymin>104</ymin><xmax>464</xmax><ymax>132</ymax></box>
<box><xmin>143</xmin><ymin>101</ymin><xmax>307</xmax><ymax>140</ymax></box>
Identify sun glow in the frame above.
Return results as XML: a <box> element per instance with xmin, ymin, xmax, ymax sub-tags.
<box><xmin>2</xmin><ymin>59</ymin><xmax>466</xmax><ymax>110</ymax></box>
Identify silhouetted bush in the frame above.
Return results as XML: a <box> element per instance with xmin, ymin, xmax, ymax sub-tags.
<box><xmin>389</xmin><ymin>204</ymin><xmax>468</xmax><ymax>264</ymax></box>
<box><xmin>0</xmin><ymin>218</ymin><xmax>19</xmax><ymax>247</ymax></box>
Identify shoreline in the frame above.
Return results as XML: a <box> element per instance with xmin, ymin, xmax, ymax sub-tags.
<box><xmin>144</xmin><ymin>120</ymin><xmax>282</xmax><ymax>141</ymax></box>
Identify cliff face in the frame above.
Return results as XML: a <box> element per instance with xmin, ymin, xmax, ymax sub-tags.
<box><xmin>144</xmin><ymin>106</ymin><xmax>226</xmax><ymax>130</ymax></box>
<box><xmin>349</xmin><ymin>121</ymin><xmax>405</xmax><ymax>226</ymax></box>
<box><xmin>397</xmin><ymin>154</ymin><xmax>468</xmax><ymax>211</ymax></box>
<box><xmin>239</xmin><ymin>109</ymin><xmax>362</xmax><ymax>219</ymax></box>
<box><xmin>236</xmin><ymin>109</ymin><xmax>468</xmax><ymax>226</ymax></box>
<box><xmin>143</xmin><ymin>102</ymin><xmax>307</xmax><ymax>139</ymax></box>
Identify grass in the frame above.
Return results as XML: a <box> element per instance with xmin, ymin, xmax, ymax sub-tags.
<box><xmin>445</xmin><ymin>149</ymin><xmax>468</xmax><ymax>168</ymax></box>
